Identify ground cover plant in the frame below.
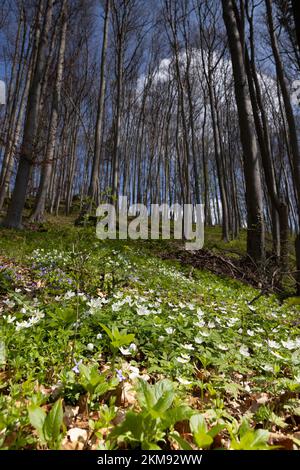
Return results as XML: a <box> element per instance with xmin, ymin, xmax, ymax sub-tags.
<box><xmin>1</xmin><ymin>0</ymin><xmax>300</xmax><ymax>457</ymax></box>
<box><xmin>0</xmin><ymin>223</ymin><xmax>300</xmax><ymax>450</ymax></box>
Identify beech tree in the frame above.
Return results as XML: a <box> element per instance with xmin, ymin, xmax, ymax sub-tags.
<box><xmin>2</xmin><ymin>0</ymin><xmax>54</xmax><ymax>228</ymax></box>
<box><xmin>30</xmin><ymin>0</ymin><xmax>68</xmax><ymax>222</ymax></box>
<box><xmin>0</xmin><ymin>0</ymin><xmax>299</xmax><ymax>291</ymax></box>
<box><xmin>221</xmin><ymin>0</ymin><xmax>265</xmax><ymax>263</ymax></box>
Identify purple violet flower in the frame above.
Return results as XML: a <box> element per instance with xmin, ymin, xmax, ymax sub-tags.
<box><xmin>116</xmin><ymin>369</ymin><xmax>125</xmax><ymax>383</ymax></box>
<box><xmin>72</xmin><ymin>359</ymin><xmax>83</xmax><ymax>374</ymax></box>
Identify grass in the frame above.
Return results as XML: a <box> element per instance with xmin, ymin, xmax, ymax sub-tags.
<box><xmin>0</xmin><ymin>219</ymin><xmax>300</xmax><ymax>450</ymax></box>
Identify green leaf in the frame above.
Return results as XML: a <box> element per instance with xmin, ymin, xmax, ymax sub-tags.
<box><xmin>269</xmin><ymin>412</ymin><xmax>288</xmax><ymax>429</ymax></box>
<box><xmin>190</xmin><ymin>414</ymin><xmax>207</xmax><ymax>435</ymax></box>
<box><xmin>137</xmin><ymin>379</ymin><xmax>156</xmax><ymax>409</ymax></box>
<box><xmin>112</xmin><ymin>325</ymin><xmax>120</xmax><ymax>339</ymax></box>
<box><xmin>153</xmin><ymin>379</ymin><xmax>174</xmax><ymax>402</ymax></box>
<box><xmin>110</xmin><ymin>411</ymin><xmax>143</xmax><ymax>443</ymax></box>
<box><xmin>111</xmin><ymin>333</ymin><xmax>135</xmax><ymax>349</ymax></box>
<box><xmin>79</xmin><ymin>363</ymin><xmax>92</xmax><ymax>382</ymax></box>
<box><xmin>100</xmin><ymin>323</ymin><xmax>114</xmax><ymax>341</ymax></box>
<box><xmin>43</xmin><ymin>399</ymin><xmax>63</xmax><ymax>444</ymax></box>
<box><xmin>193</xmin><ymin>431</ymin><xmax>213</xmax><ymax>449</ymax></box>
<box><xmin>142</xmin><ymin>440</ymin><xmax>162</xmax><ymax>450</ymax></box>
<box><xmin>100</xmin><ymin>323</ymin><xmax>135</xmax><ymax>349</ymax></box>
<box><xmin>163</xmin><ymin>405</ymin><xmax>193</xmax><ymax>428</ymax></box>
<box><xmin>224</xmin><ymin>382</ymin><xmax>241</xmax><ymax>399</ymax></box>
<box><xmin>190</xmin><ymin>414</ymin><xmax>213</xmax><ymax>449</ymax></box>
<box><xmin>152</xmin><ymin>390</ymin><xmax>175</xmax><ymax>416</ymax></box>
<box><xmin>208</xmin><ymin>423</ymin><xmax>225</xmax><ymax>439</ymax></box>
<box><xmin>170</xmin><ymin>431</ymin><xmax>193</xmax><ymax>450</ymax></box>
<box><xmin>239</xmin><ymin>418</ymin><xmax>251</xmax><ymax>438</ymax></box>
<box><xmin>28</xmin><ymin>405</ymin><xmax>47</xmax><ymax>444</ymax></box>
<box><xmin>231</xmin><ymin>429</ymin><xmax>270</xmax><ymax>450</ymax></box>
<box><xmin>248</xmin><ymin>429</ymin><xmax>270</xmax><ymax>448</ymax></box>
<box><xmin>95</xmin><ymin>381</ymin><xmax>113</xmax><ymax>397</ymax></box>
<box><xmin>89</xmin><ymin>366</ymin><xmax>103</xmax><ymax>387</ymax></box>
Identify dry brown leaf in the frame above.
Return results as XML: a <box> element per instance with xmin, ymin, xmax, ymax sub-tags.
<box><xmin>174</xmin><ymin>420</ymin><xmax>190</xmax><ymax>434</ymax></box>
<box><xmin>123</xmin><ymin>382</ymin><xmax>136</xmax><ymax>406</ymax></box>
<box><xmin>268</xmin><ymin>432</ymin><xmax>294</xmax><ymax>450</ymax></box>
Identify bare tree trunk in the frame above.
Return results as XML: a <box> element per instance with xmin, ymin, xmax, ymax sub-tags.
<box><xmin>243</xmin><ymin>1</ymin><xmax>288</xmax><ymax>273</ymax></box>
<box><xmin>2</xmin><ymin>0</ymin><xmax>53</xmax><ymax>228</ymax></box>
<box><xmin>30</xmin><ymin>0</ymin><xmax>68</xmax><ymax>222</ymax></box>
<box><xmin>0</xmin><ymin>6</ymin><xmax>37</xmax><ymax>210</ymax></box>
<box><xmin>0</xmin><ymin>5</ymin><xmax>23</xmax><ymax>187</ymax></box>
<box><xmin>265</xmin><ymin>0</ymin><xmax>300</xmax><ymax>292</ymax></box>
<box><xmin>200</xmin><ymin>98</ymin><xmax>211</xmax><ymax>225</ymax></box>
<box><xmin>111</xmin><ymin>1</ymin><xmax>126</xmax><ymax>204</ymax></box>
<box><xmin>88</xmin><ymin>0</ymin><xmax>111</xmax><ymax>205</ymax></box>
<box><xmin>66</xmin><ymin>122</ymin><xmax>78</xmax><ymax>215</ymax></box>
<box><xmin>222</xmin><ymin>0</ymin><xmax>265</xmax><ymax>263</ymax></box>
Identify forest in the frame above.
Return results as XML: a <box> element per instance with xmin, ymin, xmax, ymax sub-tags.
<box><xmin>0</xmin><ymin>0</ymin><xmax>300</xmax><ymax>454</ymax></box>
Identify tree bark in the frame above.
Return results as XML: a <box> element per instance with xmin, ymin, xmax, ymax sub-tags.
<box><xmin>222</xmin><ymin>0</ymin><xmax>265</xmax><ymax>263</ymax></box>
<box><xmin>265</xmin><ymin>0</ymin><xmax>300</xmax><ymax>292</ymax></box>
<box><xmin>2</xmin><ymin>0</ymin><xmax>53</xmax><ymax>228</ymax></box>
<box><xmin>88</xmin><ymin>0</ymin><xmax>111</xmax><ymax>205</ymax></box>
<box><xmin>30</xmin><ymin>0</ymin><xmax>68</xmax><ymax>222</ymax></box>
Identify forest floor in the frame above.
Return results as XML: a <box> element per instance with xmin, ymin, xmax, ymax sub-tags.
<box><xmin>0</xmin><ymin>217</ymin><xmax>300</xmax><ymax>450</ymax></box>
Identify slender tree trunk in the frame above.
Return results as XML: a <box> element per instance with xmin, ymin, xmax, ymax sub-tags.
<box><xmin>265</xmin><ymin>0</ymin><xmax>300</xmax><ymax>292</ymax></box>
<box><xmin>0</xmin><ymin>7</ymin><xmax>38</xmax><ymax>210</ymax></box>
<box><xmin>243</xmin><ymin>2</ymin><xmax>289</xmax><ymax>272</ymax></box>
<box><xmin>222</xmin><ymin>0</ymin><xmax>265</xmax><ymax>263</ymax></box>
<box><xmin>2</xmin><ymin>0</ymin><xmax>53</xmax><ymax>228</ymax></box>
<box><xmin>31</xmin><ymin>0</ymin><xmax>68</xmax><ymax>222</ymax></box>
<box><xmin>88</xmin><ymin>0</ymin><xmax>110</xmax><ymax>206</ymax></box>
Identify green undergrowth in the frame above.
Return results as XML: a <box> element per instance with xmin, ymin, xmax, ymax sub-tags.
<box><xmin>0</xmin><ymin>223</ymin><xmax>299</xmax><ymax>450</ymax></box>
